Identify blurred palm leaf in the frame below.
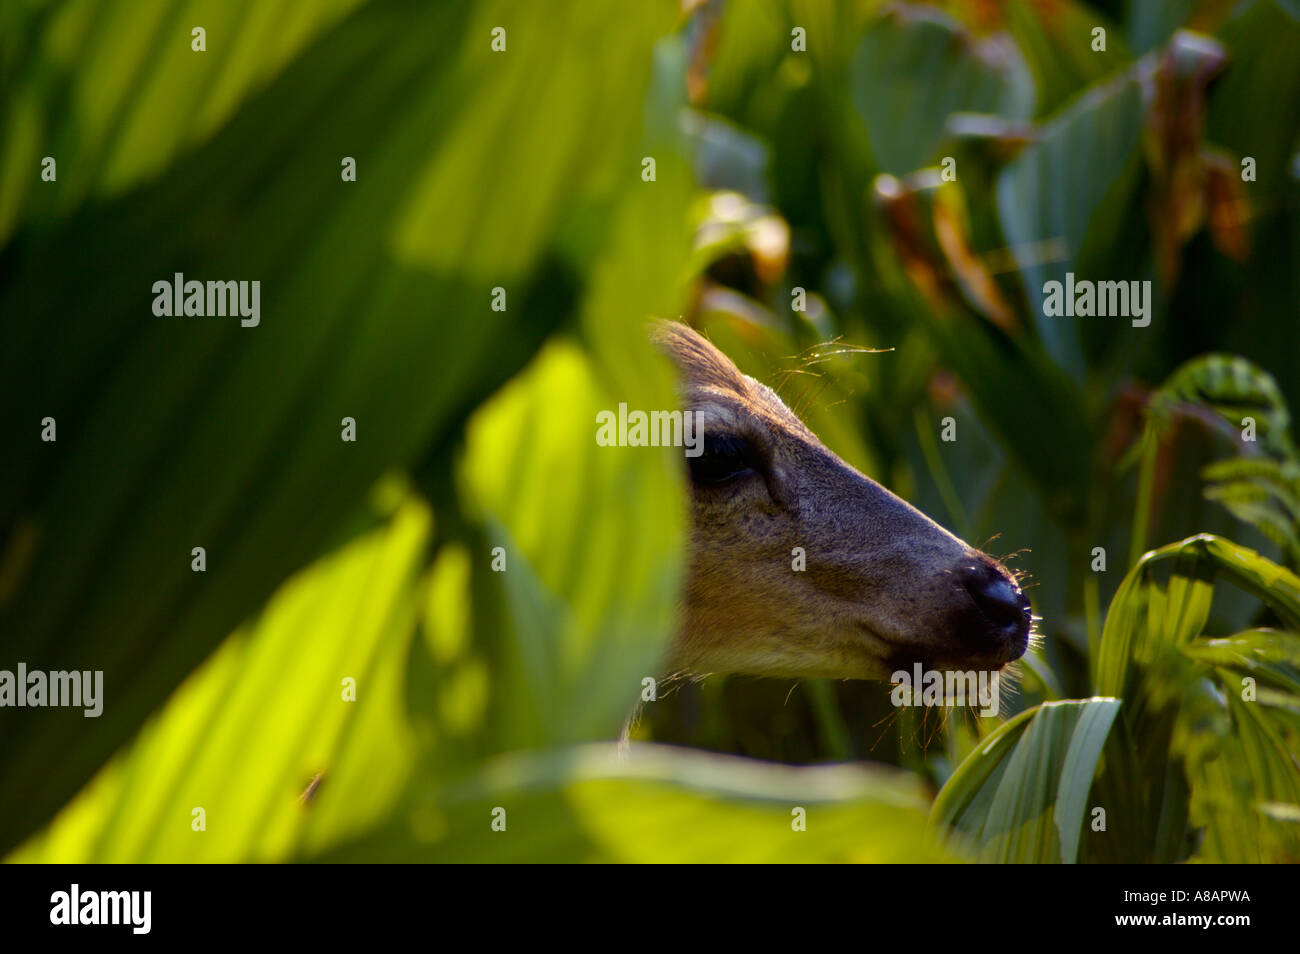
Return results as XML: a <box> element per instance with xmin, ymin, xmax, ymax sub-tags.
<box><xmin>849</xmin><ymin>5</ymin><xmax>1034</xmax><ymax>176</ymax></box>
<box><xmin>1126</xmin><ymin>0</ymin><xmax>1201</xmax><ymax>55</ymax></box>
<box><xmin>870</xmin><ymin>174</ymin><xmax>1094</xmax><ymax>522</ymax></box>
<box><xmin>315</xmin><ymin>742</ymin><xmax>952</xmax><ymax>863</ymax></box>
<box><xmin>0</xmin><ymin>0</ymin><xmax>681</xmax><ymax>855</ymax></box>
<box><xmin>9</xmin><ymin>486</ymin><xmax>429</xmax><ymax>862</ymax></box>
<box><xmin>1208</xmin><ymin>0</ymin><xmax>1300</xmax><ymax>207</ymax></box>
<box><xmin>1005</xmin><ymin>0</ymin><xmax>1128</xmax><ymax>117</ymax></box>
<box><xmin>0</xmin><ymin>0</ymin><xmax>367</xmax><ymax>243</ymax></box>
<box><xmin>430</xmin><ymin>339</ymin><xmax>687</xmax><ymax>754</ymax></box>
<box><xmin>996</xmin><ymin>73</ymin><xmax>1146</xmax><ymax>374</ymax></box>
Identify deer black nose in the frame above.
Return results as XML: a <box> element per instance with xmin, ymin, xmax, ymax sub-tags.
<box><xmin>957</xmin><ymin>562</ymin><xmax>1031</xmax><ymax>663</ymax></box>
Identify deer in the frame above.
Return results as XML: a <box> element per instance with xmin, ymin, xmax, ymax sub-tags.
<box><xmin>652</xmin><ymin>321</ymin><xmax>1033</xmax><ymax>684</ymax></box>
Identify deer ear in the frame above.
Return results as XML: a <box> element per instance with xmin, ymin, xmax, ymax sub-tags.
<box><xmin>647</xmin><ymin>319</ymin><xmax>698</xmax><ymax>361</ymax></box>
<box><xmin>648</xmin><ymin>321</ymin><xmax>746</xmax><ymax>392</ymax></box>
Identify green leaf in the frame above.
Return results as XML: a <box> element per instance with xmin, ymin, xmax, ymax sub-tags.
<box><xmin>313</xmin><ymin>742</ymin><xmax>953</xmax><ymax>863</ymax></box>
<box><xmin>1183</xmin><ymin>629</ymin><xmax>1300</xmax><ymax>696</ymax></box>
<box><xmin>0</xmin><ymin>0</ymin><xmax>367</xmax><ymax>244</ymax></box>
<box><xmin>1208</xmin><ymin>0</ymin><xmax>1300</xmax><ymax>206</ymax></box>
<box><xmin>7</xmin><ymin>488</ymin><xmax>429</xmax><ymax>862</ymax></box>
<box><xmin>1202</xmin><ymin>457</ymin><xmax>1300</xmax><ymax>565</ymax></box>
<box><xmin>863</xmin><ymin>172</ymin><xmax>1094</xmax><ymax>522</ymax></box>
<box><xmin>932</xmin><ymin>698</ymin><xmax>1121</xmax><ymax>863</ymax></box>
<box><xmin>1095</xmin><ymin>534</ymin><xmax>1300</xmax><ymax>698</ymax></box>
<box><xmin>1151</xmin><ymin>354</ymin><xmax>1297</xmax><ymax>459</ymax></box>
<box><xmin>850</xmin><ymin>5</ymin><xmax>1034</xmax><ymax>176</ymax></box>
<box><xmin>996</xmin><ymin>72</ymin><xmax>1145</xmax><ymax>375</ymax></box>
<box><xmin>1126</xmin><ymin>0</ymin><xmax>1201</xmax><ymax>56</ymax></box>
<box><xmin>1185</xmin><ymin>678</ymin><xmax>1300</xmax><ymax>861</ymax></box>
<box><xmin>1006</xmin><ymin>0</ymin><xmax>1129</xmax><ymax>118</ymax></box>
<box><xmin>0</xmin><ymin>0</ymin><xmax>681</xmax><ymax>856</ymax></box>
<box><xmin>448</xmin><ymin>339</ymin><xmax>688</xmax><ymax>752</ymax></box>
<box><xmin>1090</xmin><ymin>533</ymin><xmax>1300</xmax><ymax>861</ymax></box>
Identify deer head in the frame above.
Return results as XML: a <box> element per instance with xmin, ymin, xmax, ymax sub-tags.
<box><xmin>654</xmin><ymin>322</ymin><xmax>1032</xmax><ymax>681</ymax></box>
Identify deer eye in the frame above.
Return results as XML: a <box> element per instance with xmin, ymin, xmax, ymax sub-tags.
<box><xmin>688</xmin><ymin>433</ymin><xmax>763</xmax><ymax>486</ymax></box>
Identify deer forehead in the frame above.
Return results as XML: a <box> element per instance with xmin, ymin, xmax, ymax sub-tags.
<box><xmin>688</xmin><ymin>378</ymin><xmax>814</xmax><ymax>443</ymax></box>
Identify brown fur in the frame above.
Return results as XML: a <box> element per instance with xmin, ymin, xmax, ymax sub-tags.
<box><xmin>653</xmin><ymin>321</ymin><xmax>1030</xmax><ymax>680</ymax></box>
